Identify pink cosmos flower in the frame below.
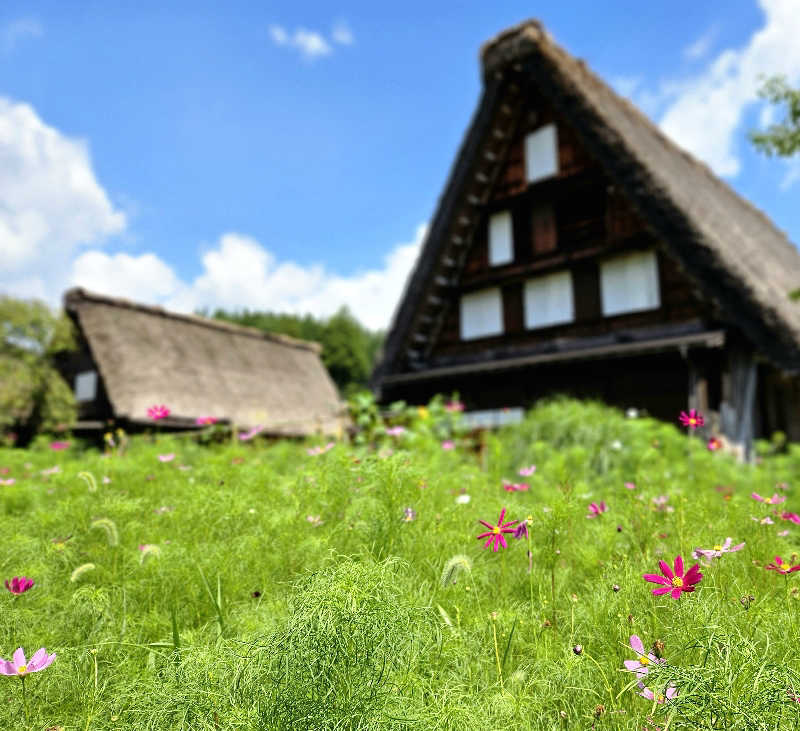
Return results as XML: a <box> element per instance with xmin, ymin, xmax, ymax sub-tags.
<box><xmin>752</xmin><ymin>515</ymin><xmax>776</xmax><ymax>525</ymax></box>
<box><xmin>651</xmin><ymin>495</ymin><xmax>674</xmax><ymax>513</ymax></box>
<box><xmin>778</xmin><ymin>529</ymin><xmax>790</xmax><ymax>537</ymax></box>
<box><xmin>307</xmin><ymin>442</ymin><xmax>335</xmax><ymax>456</ymax></box>
<box><xmin>518</xmin><ymin>465</ymin><xmax>536</xmax><ymax>476</ymax></box>
<box><xmin>707</xmin><ymin>436</ymin><xmax>722</xmax><ymax>451</ymax></box>
<box><xmin>385</xmin><ymin>426</ymin><xmax>406</xmax><ymax>437</ymax></box>
<box><xmin>40</xmin><ymin>465</ymin><xmax>60</xmax><ymax>476</ymax></box>
<box><xmin>0</xmin><ymin>647</ymin><xmax>56</xmax><ymax>677</ymax></box>
<box><xmin>679</xmin><ymin>409</ymin><xmax>704</xmax><ymax>428</ymax></box>
<box><xmin>49</xmin><ymin>441</ymin><xmax>70</xmax><ymax>451</ymax></box>
<box><xmin>623</xmin><ymin>635</ymin><xmax>665</xmax><ymax>678</ymax></box>
<box><xmin>643</xmin><ymin>555</ymin><xmax>703</xmax><ymax>599</ymax></box>
<box><xmin>445</xmin><ymin>400</ymin><xmax>465</xmax><ymax>412</ymax></box>
<box><xmin>624</xmin><ymin>482</ymin><xmax>636</xmax><ymax>490</ymax></box>
<box><xmin>777</xmin><ymin>482</ymin><xmax>790</xmax><ymax>491</ymax></box>
<box><xmin>781</xmin><ymin>512</ymin><xmax>800</xmax><ymax>524</ymax></box>
<box><xmin>195</xmin><ymin>416</ymin><xmax>217</xmax><ymax>426</ymax></box>
<box><xmin>147</xmin><ymin>405</ymin><xmax>170</xmax><ymax>421</ymax></box>
<box><xmin>239</xmin><ymin>424</ymin><xmax>265</xmax><ymax>441</ymax></box>
<box><xmin>765</xmin><ymin>556</ymin><xmax>800</xmax><ymax>575</ymax></box>
<box><xmin>441</xmin><ymin>440</ymin><xmax>455</xmax><ymax>450</ymax></box>
<box><xmin>692</xmin><ymin>537</ymin><xmax>745</xmax><ymax>561</ymax></box>
<box><xmin>158</xmin><ymin>453</ymin><xmax>175</xmax><ymax>463</ymax></box>
<box><xmin>4</xmin><ymin>576</ymin><xmax>34</xmax><ymax>595</ymax></box>
<box><xmin>476</xmin><ymin>508</ymin><xmax>518</xmax><ymax>552</ymax></box>
<box><xmin>502</xmin><ymin>481</ymin><xmax>529</xmax><ymax>492</ymax></box>
<box><xmin>0</xmin><ymin>478</ymin><xmax>15</xmax><ymax>486</ymax></box>
<box><xmin>587</xmin><ymin>501</ymin><xmax>608</xmax><ymax>518</ymax></box>
<box><xmin>751</xmin><ymin>492</ymin><xmax>786</xmax><ymax>505</ymax></box>
<box><xmin>638</xmin><ymin>681</ymin><xmax>678</xmax><ymax>703</ymax></box>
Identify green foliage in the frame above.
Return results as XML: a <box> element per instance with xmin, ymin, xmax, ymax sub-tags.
<box><xmin>1</xmin><ymin>398</ymin><xmax>800</xmax><ymax>728</ymax></box>
<box><xmin>0</xmin><ymin>295</ymin><xmax>77</xmax><ymax>442</ymax></box>
<box><xmin>207</xmin><ymin>305</ymin><xmax>384</xmax><ymax>395</ymax></box>
<box><xmin>749</xmin><ymin>74</ymin><xmax>800</xmax><ymax>157</ymax></box>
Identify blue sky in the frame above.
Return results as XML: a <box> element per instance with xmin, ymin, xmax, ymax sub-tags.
<box><xmin>2</xmin><ymin>0</ymin><xmax>799</xmax><ymax>329</ymax></box>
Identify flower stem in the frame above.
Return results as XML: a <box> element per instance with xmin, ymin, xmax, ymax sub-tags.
<box><xmin>526</xmin><ymin>528</ymin><xmax>534</xmax><ymax>620</ymax></box>
<box><xmin>491</xmin><ymin>613</ymin><xmax>504</xmax><ymax>689</ymax></box>
<box><xmin>21</xmin><ymin>675</ymin><xmax>29</xmax><ymax>724</ymax></box>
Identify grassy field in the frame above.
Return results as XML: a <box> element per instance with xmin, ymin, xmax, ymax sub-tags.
<box><xmin>1</xmin><ymin>398</ymin><xmax>800</xmax><ymax>730</ymax></box>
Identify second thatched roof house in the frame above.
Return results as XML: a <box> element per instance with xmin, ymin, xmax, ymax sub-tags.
<box><xmin>372</xmin><ymin>19</ymin><xmax>800</xmax><ymax>453</ymax></box>
<box><xmin>60</xmin><ymin>288</ymin><xmax>345</xmax><ymax>436</ymax></box>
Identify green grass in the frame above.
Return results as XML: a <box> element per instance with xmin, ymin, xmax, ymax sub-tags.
<box><xmin>2</xmin><ymin>398</ymin><xmax>800</xmax><ymax>729</ymax></box>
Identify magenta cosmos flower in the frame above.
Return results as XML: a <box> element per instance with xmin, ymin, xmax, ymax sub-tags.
<box><xmin>477</xmin><ymin>508</ymin><xmax>518</xmax><ymax>552</ymax></box>
<box><xmin>4</xmin><ymin>576</ymin><xmax>34</xmax><ymax>595</ymax></box>
<box><xmin>766</xmin><ymin>556</ymin><xmax>800</xmax><ymax>575</ymax></box>
<box><xmin>587</xmin><ymin>501</ymin><xmax>608</xmax><ymax>518</ymax></box>
<box><xmin>692</xmin><ymin>538</ymin><xmax>745</xmax><ymax>561</ymax></box>
<box><xmin>780</xmin><ymin>512</ymin><xmax>800</xmax><ymax>524</ymax></box>
<box><xmin>445</xmin><ymin>400</ymin><xmax>464</xmax><ymax>412</ymax></box>
<box><xmin>0</xmin><ymin>647</ymin><xmax>56</xmax><ymax>676</ymax></box>
<box><xmin>623</xmin><ymin>635</ymin><xmax>665</xmax><ymax>678</ymax></box>
<box><xmin>679</xmin><ymin>409</ymin><xmax>704</xmax><ymax>428</ymax></box>
<box><xmin>195</xmin><ymin>416</ymin><xmax>217</xmax><ymax>426</ymax></box>
<box><xmin>147</xmin><ymin>404</ymin><xmax>170</xmax><ymax>420</ymax></box>
<box><xmin>751</xmin><ymin>492</ymin><xmax>786</xmax><ymax>505</ymax></box>
<box><xmin>49</xmin><ymin>441</ymin><xmax>70</xmax><ymax>451</ymax></box>
<box><xmin>707</xmin><ymin>436</ymin><xmax>722</xmax><ymax>451</ymax></box>
<box><xmin>503</xmin><ymin>481</ymin><xmax>529</xmax><ymax>492</ymax></box>
<box><xmin>643</xmin><ymin>556</ymin><xmax>702</xmax><ymax>599</ymax></box>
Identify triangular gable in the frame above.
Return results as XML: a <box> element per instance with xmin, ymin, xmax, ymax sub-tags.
<box><xmin>373</xmin><ymin>20</ymin><xmax>800</xmax><ymax>393</ymax></box>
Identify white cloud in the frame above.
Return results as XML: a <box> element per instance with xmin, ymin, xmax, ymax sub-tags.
<box><xmin>780</xmin><ymin>157</ymin><xmax>800</xmax><ymax>191</ymax></box>
<box><xmin>268</xmin><ymin>22</ymin><xmax>352</xmax><ymax>60</ymax></box>
<box><xmin>0</xmin><ymin>97</ymin><xmax>126</xmax><ymax>299</ymax></box>
<box><xmin>332</xmin><ymin>21</ymin><xmax>354</xmax><ymax>46</ymax></box>
<box><xmin>656</xmin><ymin>0</ymin><xmax>800</xmax><ymax>178</ymax></box>
<box><xmin>66</xmin><ymin>225</ymin><xmax>426</xmax><ymax>330</ymax></box>
<box><xmin>683</xmin><ymin>27</ymin><xmax>716</xmax><ymax>61</ymax></box>
<box><xmin>1</xmin><ymin>17</ymin><xmax>42</xmax><ymax>53</ymax></box>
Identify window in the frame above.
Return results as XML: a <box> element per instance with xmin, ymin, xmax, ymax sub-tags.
<box><xmin>488</xmin><ymin>210</ymin><xmax>513</xmax><ymax>266</ymax></box>
<box><xmin>74</xmin><ymin>370</ymin><xmax>97</xmax><ymax>402</ymax></box>
<box><xmin>600</xmin><ymin>250</ymin><xmax>660</xmax><ymax>316</ymax></box>
<box><xmin>524</xmin><ymin>270</ymin><xmax>574</xmax><ymax>329</ymax></box>
<box><xmin>525</xmin><ymin>124</ymin><xmax>559</xmax><ymax>183</ymax></box>
<box><xmin>460</xmin><ymin>288</ymin><xmax>503</xmax><ymax>340</ymax></box>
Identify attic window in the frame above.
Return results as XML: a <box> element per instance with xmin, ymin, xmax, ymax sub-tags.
<box><xmin>488</xmin><ymin>210</ymin><xmax>513</xmax><ymax>266</ymax></box>
<box><xmin>525</xmin><ymin>124</ymin><xmax>559</xmax><ymax>183</ymax></box>
<box><xmin>524</xmin><ymin>270</ymin><xmax>574</xmax><ymax>329</ymax></box>
<box><xmin>74</xmin><ymin>370</ymin><xmax>97</xmax><ymax>402</ymax></box>
<box><xmin>600</xmin><ymin>250</ymin><xmax>660</xmax><ymax>316</ymax></box>
<box><xmin>460</xmin><ymin>287</ymin><xmax>503</xmax><ymax>340</ymax></box>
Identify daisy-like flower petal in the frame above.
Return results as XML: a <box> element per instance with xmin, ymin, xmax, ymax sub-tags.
<box><xmin>692</xmin><ymin>537</ymin><xmax>745</xmax><ymax>560</ymax></box>
<box><xmin>765</xmin><ymin>555</ymin><xmax>800</xmax><ymax>574</ymax></box>
<box><xmin>623</xmin><ymin>635</ymin><xmax>665</xmax><ymax>678</ymax></box>
<box><xmin>643</xmin><ymin>555</ymin><xmax>702</xmax><ymax>599</ymax></box>
<box><xmin>476</xmin><ymin>508</ymin><xmax>518</xmax><ymax>552</ymax></box>
<box><xmin>679</xmin><ymin>409</ymin><xmax>704</xmax><ymax>428</ymax></box>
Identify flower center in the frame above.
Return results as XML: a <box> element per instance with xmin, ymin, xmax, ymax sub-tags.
<box><xmin>782</xmin><ymin>563</ymin><xmax>790</xmax><ymax>571</ymax></box>
<box><xmin>714</xmin><ymin>545</ymin><xmax>723</xmax><ymax>551</ymax></box>
<box><xmin>638</xmin><ymin>655</ymin><xmax>650</xmax><ymax>666</ymax></box>
<box><xmin>492</xmin><ymin>526</ymin><xmax>501</xmax><ymax>535</ymax></box>
<box><xmin>17</xmin><ymin>665</ymin><xmax>26</xmax><ymax>675</ymax></box>
<box><xmin>671</xmin><ymin>576</ymin><xmax>684</xmax><ymax>588</ymax></box>
<box><xmin>658</xmin><ymin>694</ymin><xmax>665</xmax><ymax>702</ymax></box>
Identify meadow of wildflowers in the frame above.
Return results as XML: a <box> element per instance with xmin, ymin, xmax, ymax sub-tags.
<box><xmin>1</xmin><ymin>397</ymin><xmax>800</xmax><ymax>728</ymax></box>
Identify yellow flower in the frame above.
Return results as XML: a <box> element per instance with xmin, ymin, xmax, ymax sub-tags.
<box><xmin>417</xmin><ymin>406</ymin><xmax>429</xmax><ymax>420</ymax></box>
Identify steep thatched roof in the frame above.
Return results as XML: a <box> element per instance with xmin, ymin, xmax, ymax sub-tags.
<box><xmin>64</xmin><ymin>288</ymin><xmax>345</xmax><ymax>436</ymax></box>
<box><xmin>373</xmin><ymin>19</ymin><xmax>800</xmax><ymax>389</ymax></box>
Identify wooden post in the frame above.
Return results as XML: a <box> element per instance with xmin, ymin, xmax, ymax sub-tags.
<box><xmin>719</xmin><ymin>348</ymin><xmax>757</xmax><ymax>461</ymax></box>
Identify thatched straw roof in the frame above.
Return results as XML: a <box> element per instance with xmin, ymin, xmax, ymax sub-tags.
<box><xmin>65</xmin><ymin>288</ymin><xmax>345</xmax><ymax>436</ymax></box>
<box><xmin>373</xmin><ymin>19</ymin><xmax>800</xmax><ymax>388</ymax></box>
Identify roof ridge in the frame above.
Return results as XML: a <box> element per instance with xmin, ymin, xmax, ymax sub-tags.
<box><xmin>63</xmin><ymin>287</ymin><xmax>322</xmax><ymax>353</ymax></box>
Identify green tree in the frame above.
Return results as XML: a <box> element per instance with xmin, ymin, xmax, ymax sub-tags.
<box><xmin>749</xmin><ymin>75</ymin><xmax>800</xmax><ymax>157</ymax></box>
<box><xmin>0</xmin><ymin>296</ymin><xmax>77</xmax><ymax>444</ymax></box>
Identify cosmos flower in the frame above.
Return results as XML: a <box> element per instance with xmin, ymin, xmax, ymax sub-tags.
<box><xmin>765</xmin><ymin>556</ymin><xmax>800</xmax><ymax>575</ymax></box>
<box><xmin>445</xmin><ymin>400</ymin><xmax>465</xmax><ymax>412</ymax></box>
<box><xmin>503</xmin><ymin>481</ymin><xmax>530</xmax><ymax>492</ymax></box>
<box><xmin>476</xmin><ymin>508</ymin><xmax>518</xmax><ymax>552</ymax></box>
<box><xmin>707</xmin><ymin>436</ymin><xmax>722</xmax><ymax>451</ymax></box>
<box><xmin>651</xmin><ymin>496</ymin><xmax>674</xmax><ymax>513</ymax></box>
<box><xmin>643</xmin><ymin>555</ymin><xmax>703</xmax><ymax>599</ymax></box>
<box><xmin>306</xmin><ymin>515</ymin><xmax>324</xmax><ymax>527</ymax></box>
<box><xmin>402</xmin><ymin>507</ymin><xmax>417</xmax><ymax>522</ymax></box>
<box><xmin>752</xmin><ymin>515</ymin><xmax>776</xmax><ymax>525</ymax></box>
<box><xmin>692</xmin><ymin>538</ymin><xmax>745</xmax><ymax>561</ymax></box>
<box><xmin>637</xmin><ymin>681</ymin><xmax>677</xmax><ymax>703</ymax></box>
<box><xmin>158</xmin><ymin>453</ymin><xmax>175</xmax><ymax>463</ymax></box>
<box><xmin>307</xmin><ymin>442</ymin><xmax>335</xmax><ymax>456</ymax></box>
<box><xmin>455</xmin><ymin>494</ymin><xmax>471</xmax><ymax>505</ymax></box>
<box><xmin>0</xmin><ymin>478</ymin><xmax>15</xmax><ymax>486</ymax></box>
<box><xmin>0</xmin><ymin>648</ymin><xmax>56</xmax><ymax>677</ymax></box>
<box><xmin>147</xmin><ymin>405</ymin><xmax>170</xmax><ymax>421</ymax></box>
<box><xmin>441</xmin><ymin>440</ymin><xmax>455</xmax><ymax>450</ymax></box>
<box><xmin>195</xmin><ymin>416</ymin><xmax>218</xmax><ymax>426</ymax></box>
<box><xmin>513</xmin><ymin>516</ymin><xmax>532</xmax><ymax>540</ymax></box>
<box><xmin>239</xmin><ymin>424</ymin><xmax>265</xmax><ymax>442</ymax></box>
<box><xmin>679</xmin><ymin>409</ymin><xmax>704</xmax><ymax>428</ymax></box>
<box><xmin>49</xmin><ymin>441</ymin><xmax>70</xmax><ymax>451</ymax></box>
<box><xmin>587</xmin><ymin>501</ymin><xmax>608</xmax><ymax>518</ymax></box>
<box><xmin>385</xmin><ymin>426</ymin><xmax>406</xmax><ymax>437</ymax></box>
<box><xmin>624</xmin><ymin>482</ymin><xmax>636</xmax><ymax>490</ymax></box>
<box><xmin>623</xmin><ymin>635</ymin><xmax>665</xmax><ymax>678</ymax></box>
<box><xmin>751</xmin><ymin>492</ymin><xmax>786</xmax><ymax>505</ymax></box>
<box><xmin>4</xmin><ymin>577</ymin><xmax>34</xmax><ymax>595</ymax></box>
<box><xmin>518</xmin><ymin>465</ymin><xmax>536</xmax><ymax>476</ymax></box>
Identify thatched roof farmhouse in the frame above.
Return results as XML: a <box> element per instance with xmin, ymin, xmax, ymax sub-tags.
<box><xmin>61</xmin><ymin>288</ymin><xmax>345</xmax><ymax>436</ymax></box>
<box><xmin>372</xmin><ymin>20</ymin><xmax>800</xmax><ymax>452</ymax></box>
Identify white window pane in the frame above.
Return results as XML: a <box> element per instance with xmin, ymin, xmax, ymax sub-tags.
<box><xmin>525</xmin><ymin>124</ymin><xmax>559</xmax><ymax>183</ymax></box>
<box><xmin>489</xmin><ymin>210</ymin><xmax>513</xmax><ymax>266</ymax></box>
<box><xmin>524</xmin><ymin>270</ymin><xmax>574</xmax><ymax>329</ymax></box>
<box><xmin>75</xmin><ymin>370</ymin><xmax>97</xmax><ymax>402</ymax></box>
<box><xmin>600</xmin><ymin>250</ymin><xmax>660</xmax><ymax>316</ymax></box>
<box><xmin>460</xmin><ymin>288</ymin><xmax>503</xmax><ymax>340</ymax></box>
